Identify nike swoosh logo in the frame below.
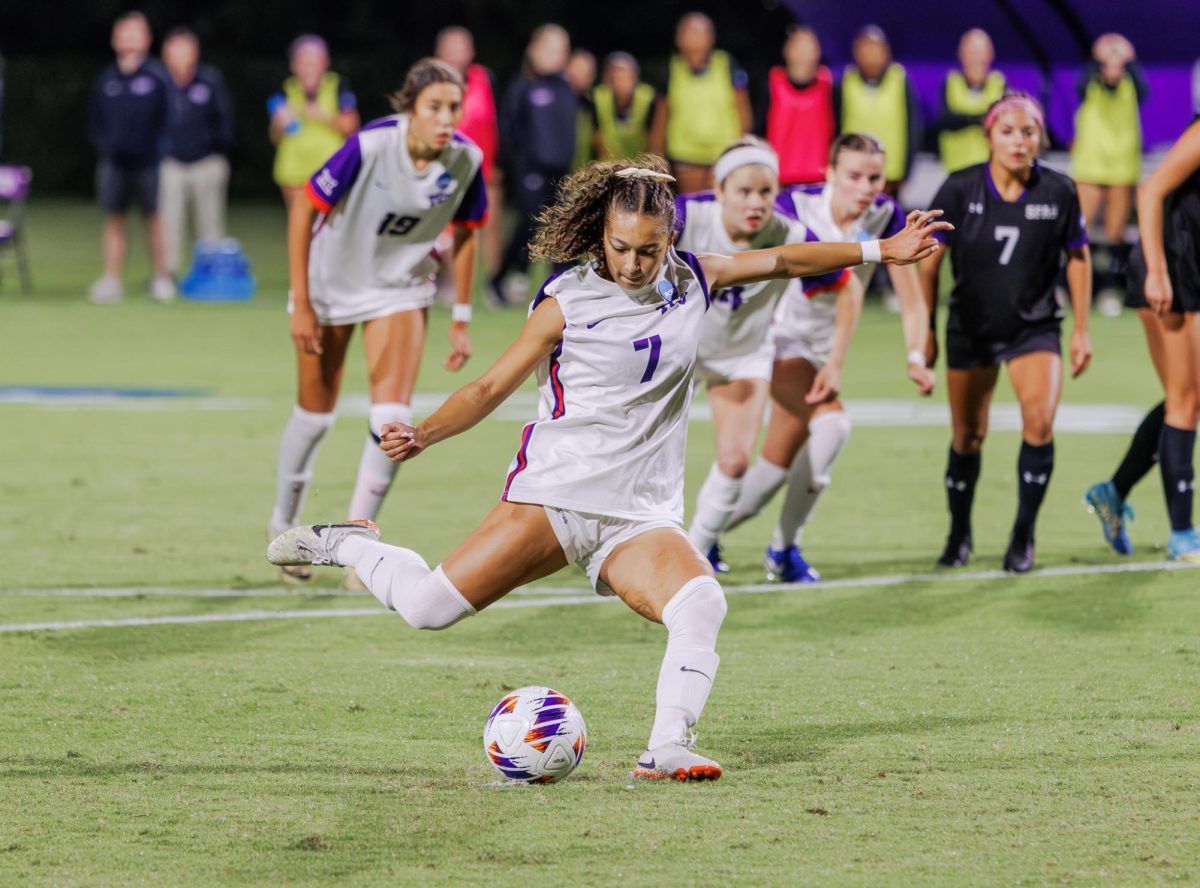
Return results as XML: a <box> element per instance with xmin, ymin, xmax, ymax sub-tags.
<box><xmin>637</xmin><ymin>757</ymin><xmax>655</xmax><ymax>769</ymax></box>
<box><xmin>312</xmin><ymin>525</ymin><xmax>325</xmax><ymax>537</ymax></box>
<box><xmin>585</xmin><ymin>319</ymin><xmax>606</xmax><ymax>329</ymax></box>
<box><xmin>680</xmin><ymin>666</ymin><xmax>712</xmax><ymax>681</ymax></box>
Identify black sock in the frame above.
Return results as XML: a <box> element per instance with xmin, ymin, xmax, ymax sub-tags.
<box><xmin>1013</xmin><ymin>441</ymin><xmax>1055</xmax><ymax>543</ymax></box>
<box><xmin>1159</xmin><ymin>424</ymin><xmax>1196</xmax><ymax>532</ymax></box>
<box><xmin>945</xmin><ymin>448</ymin><xmax>981</xmax><ymax>540</ymax></box>
<box><xmin>1112</xmin><ymin>402</ymin><xmax>1165</xmax><ymax>500</ymax></box>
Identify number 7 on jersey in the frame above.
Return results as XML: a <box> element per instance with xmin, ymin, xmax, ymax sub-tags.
<box><xmin>633</xmin><ymin>335</ymin><xmax>662</xmax><ymax>383</ymax></box>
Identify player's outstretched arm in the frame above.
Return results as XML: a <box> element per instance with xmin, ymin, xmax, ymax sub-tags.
<box><xmin>379</xmin><ymin>298</ymin><xmax>566</xmax><ymax>463</ymax></box>
<box><xmin>701</xmin><ymin>210</ymin><xmax>952</xmax><ymax>290</ymax></box>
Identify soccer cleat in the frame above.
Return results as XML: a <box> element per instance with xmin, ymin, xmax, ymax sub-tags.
<box><xmin>1167</xmin><ymin>528</ymin><xmax>1200</xmax><ymax>563</ymax></box>
<box><xmin>1003</xmin><ymin>534</ymin><xmax>1035</xmax><ymax>573</ymax></box>
<box><xmin>632</xmin><ymin>740</ymin><xmax>722</xmax><ymax>782</ymax></box>
<box><xmin>763</xmin><ymin>545</ymin><xmax>821</xmax><ymax>583</ymax></box>
<box><xmin>267</xmin><ymin>520</ymin><xmax>380</xmax><ymax>567</ymax></box>
<box><xmin>705</xmin><ymin>542</ymin><xmax>730</xmax><ymax>574</ymax></box>
<box><xmin>1084</xmin><ymin>481</ymin><xmax>1134</xmax><ymax>555</ymax></box>
<box><xmin>87</xmin><ymin>275</ymin><xmax>124</xmax><ymax>304</ymax></box>
<box><xmin>150</xmin><ymin>275</ymin><xmax>177</xmax><ymax>303</ymax></box>
<box><xmin>936</xmin><ymin>534</ymin><xmax>972</xmax><ymax>568</ymax></box>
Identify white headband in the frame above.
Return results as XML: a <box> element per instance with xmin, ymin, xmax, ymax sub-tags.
<box><xmin>615</xmin><ymin>167</ymin><xmax>676</xmax><ymax>182</ymax></box>
<box><xmin>712</xmin><ymin>146</ymin><xmax>779</xmax><ymax>185</ymax></box>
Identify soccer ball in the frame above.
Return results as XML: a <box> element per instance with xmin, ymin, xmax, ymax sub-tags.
<box><xmin>483</xmin><ymin>686</ymin><xmax>587</xmax><ymax>783</ymax></box>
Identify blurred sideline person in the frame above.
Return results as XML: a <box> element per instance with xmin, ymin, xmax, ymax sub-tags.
<box><xmin>593</xmin><ymin>52</ymin><xmax>655</xmax><ymax>161</ymax></box>
<box><xmin>435</xmin><ymin>26</ymin><xmax>502</xmax><ymax>281</ymax></box>
<box><xmin>566</xmin><ymin>49</ymin><xmax>598</xmax><ymax>172</ymax></box>
<box><xmin>765</xmin><ymin>25</ymin><xmax>835</xmax><ymax>186</ymax></box>
<box><xmin>1072</xmin><ymin>33</ymin><xmax>1147</xmax><ymax>316</ymax></box>
<box><xmin>491</xmin><ymin>24</ymin><xmax>576</xmax><ymax>306</ymax></box>
<box><xmin>720</xmin><ymin>134</ymin><xmax>935</xmax><ymax>581</ymax></box>
<box><xmin>649</xmin><ymin>12</ymin><xmax>751</xmax><ymax>194</ymax></box>
<box><xmin>159</xmin><ymin>27</ymin><xmax>234</xmax><ymax>278</ymax></box>
<box><xmin>268</xmin><ymin>59</ymin><xmax>486</xmax><ymax>586</ymax></box>
<box><xmin>267</xmin><ymin>154</ymin><xmax>948</xmax><ymax>780</ymax></box>
<box><xmin>921</xmin><ymin>93</ymin><xmax>1092</xmax><ymax>573</ymax></box>
<box><xmin>86</xmin><ymin>12</ymin><xmax>173</xmax><ymax>304</ymax></box>
<box><xmin>837</xmin><ymin>26</ymin><xmax>920</xmax><ymax>198</ymax></box>
<box><xmin>1085</xmin><ymin>117</ymin><xmax>1200</xmax><ymax>563</ymax></box>
<box><xmin>269</xmin><ymin>35</ymin><xmax>359</xmax><ymax>213</ymax></box>
<box><xmin>938</xmin><ymin>29</ymin><xmax>1006</xmax><ymax>174</ymax></box>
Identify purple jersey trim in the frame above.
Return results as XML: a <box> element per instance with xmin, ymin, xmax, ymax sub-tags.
<box><xmin>307</xmin><ymin>133</ymin><xmax>363</xmax><ymax>210</ymax></box>
<box><xmin>361</xmin><ymin>115</ymin><xmax>400</xmax><ymax>132</ymax></box>
<box><xmin>530</xmin><ymin>267</ymin><xmax>572</xmax><ymax>312</ymax></box>
<box><xmin>674</xmin><ymin>190</ymin><xmax>717</xmax><ymax>235</ymax></box>
<box><xmin>798</xmin><ymin>227</ymin><xmax>848</xmax><ymax>292</ymax></box>
<box><xmin>452</xmin><ymin>167</ymin><xmax>488</xmax><ymax>226</ymax></box>
<box><xmin>678</xmin><ymin>249</ymin><xmax>710</xmax><ymax>308</ymax></box>
<box><xmin>878</xmin><ymin>193</ymin><xmax>906</xmax><ymax>238</ymax></box>
<box><xmin>501</xmin><ymin>423</ymin><xmax>535</xmax><ymax>501</ymax></box>
<box><xmin>548</xmin><ymin>342</ymin><xmax>566</xmax><ymax>419</ymax></box>
<box><xmin>985</xmin><ymin>161</ymin><xmax>1041</xmax><ymax>204</ymax></box>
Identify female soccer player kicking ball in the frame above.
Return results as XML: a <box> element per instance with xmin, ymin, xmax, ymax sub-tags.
<box><xmin>715</xmin><ymin>133</ymin><xmax>936</xmax><ymax>582</ymax></box>
<box><xmin>268</xmin><ymin>155</ymin><xmax>948</xmax><ymax>780</ymax></box>
<box><xmin>1085</xmin><ymin>117</ymin><xmax>1200</xmax><ymax>562</ymax></box>
<box><xmin>267</xmin><ymin>59</ymin><xmax>487</xmax><ymax>585</ymax></box>
<box><xmin>921</xmin><ymin>93</ymin><xmax>1092</xmax><ymax>572</ymax></box>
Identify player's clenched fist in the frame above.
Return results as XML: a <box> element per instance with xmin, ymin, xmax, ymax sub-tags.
<box><xmin>379</xmin><ymin>422</ymin><xmax>426</xmax><ymax>463</ymax></box>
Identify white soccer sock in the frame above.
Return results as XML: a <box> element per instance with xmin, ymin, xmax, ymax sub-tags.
<box><xmin>725</xmin><ymin>458</ymin><xmax>789</xmax><ymax>532</ymax></box>
<box><xmin>777</xmin><ymin>410</ymin><xmax>851</xmax><ymax>547</ymax></box>
<box><xmin>337</xmin><ymin>535</ymin><xmax>476</xmax><ymax>630</ymax></box>
<box><xmin>348</xmin><ymin>403</ymin><xmax>412</xmax><ymax>521</ymax></box>
<box><xmin>648</xmin><ymin>576</ymin><xmax>727</xmax><ymax>749</ymax></box>
<box><xmin>270</xmin><ymin>406</ymin><xmax>336</xmax><ymax>531</ymax></box>
<box><xmin>687</xmin><ymin>463</ymin><xmax>743</xmax><ymax>551</ymax></box>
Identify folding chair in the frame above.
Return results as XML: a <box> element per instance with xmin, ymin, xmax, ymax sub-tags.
<box><xmin>0</xmin><ymin>165</ymin><xmax>32</xmax><ymax>294</ymax></box>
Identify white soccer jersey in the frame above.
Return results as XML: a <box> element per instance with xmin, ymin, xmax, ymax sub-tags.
<box><xmin>674</xmin><ymin>193</ymin><xmax>808</xmax><ymax>363</ymax></box>
<box><xmin>501</xmin><ymin>249</ymin><xmax>711</xmax><ymax>523</ymax></box>
<box><xmin>302</xmin><ymin>114</ymin><xmax>487</xmax><ymax>325</ymax></box>
<box><xmin>771</xmin><ymin>184</ymin><xmax>904</xmax><ymax>351</ymax></box>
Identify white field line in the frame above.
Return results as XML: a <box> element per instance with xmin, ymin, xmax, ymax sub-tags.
<box><xmin>2</xmin><ymin>559</ymin><xmax>1197</xmax><ymax>634</ymax></box>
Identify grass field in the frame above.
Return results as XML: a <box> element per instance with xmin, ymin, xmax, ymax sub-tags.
<box><xmin>2</xmin><ymin>200</ymin><xmax>1199</xmax><ymax>885</ymax></box>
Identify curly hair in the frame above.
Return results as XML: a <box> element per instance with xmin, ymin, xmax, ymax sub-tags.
<box><xmin>529</xmin><ymin>154</ymin><xmax>676</xmax><ymax>263</ymax></box>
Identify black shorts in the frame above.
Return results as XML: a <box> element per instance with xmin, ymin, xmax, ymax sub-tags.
<box><xmin>96</xmin><ymin>158</ymin><xmax>159</xmax><ymax>215</ymax></box>
<box><xmin>946</xmin><ymin>321</ymin><xmax>1061</xmax><ymax>370</ymax></box>
<box><xmin>1125</xmin><ymin>243</ymin><xmax>1200</xmax><ymax>313</ymax></box>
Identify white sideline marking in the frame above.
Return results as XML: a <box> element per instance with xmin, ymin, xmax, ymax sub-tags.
<box><xmin>2</xmin><ymin>559</ymin><xmax>1197</xmax><ymax>634</ymax></box>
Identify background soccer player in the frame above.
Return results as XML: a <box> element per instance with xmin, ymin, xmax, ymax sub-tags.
<box><xmin>920</xmin><ymin>93</ymin><xmax>1092</xmax><ymax>573</ymax></box>
<box><xmin>267</xmin><ymin>58</ymin><xmax>486</xmax><ymax>584</ymax></box>
<box><xmin>268</xmin><ymin>155</ymin><xmax>948</xmax><ymax>780</ymax></box>
<box><xmin>1086</xmin><ymin>116</ymin><xmax>1200</xmax><ymax>563</ymax></box>
<box><xmin>721</xmin><ymin>134</ymin><xmax>934</xmax><ymax>582</ymax></box>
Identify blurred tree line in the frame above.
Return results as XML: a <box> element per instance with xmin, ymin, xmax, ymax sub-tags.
<box><xmin>0</xmin><ymin>0</ymin><xmax>794</xmax><ymax>197</ymax></box>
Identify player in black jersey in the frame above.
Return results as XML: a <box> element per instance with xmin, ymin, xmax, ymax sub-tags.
<box><xmin>920</xmin><ymin>93</ymin><xmax>1092</xmax><ymax>572</ymax></box>
<box><xmin>1085</xmin><ymin>118</ymin><xmax>1200</xmax><ymax>562</ymax></box>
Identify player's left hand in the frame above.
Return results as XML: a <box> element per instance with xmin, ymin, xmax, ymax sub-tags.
<box><xmin>446</xmin><ymin>322</ymin><xmax>472</xmax><ymax>371</ymax></box>
<box><xmin>882</xmin><ymin>210</ymin><xmax>954</xmax><ymax>265</ymax></box>
<box><xmin>379</xmin><ymin>422</ymin><xmax>426</xmax><ymax>463</ymax></box>
<box><xmin>1070</xmin><ymin>327</ymin><xmax>1093</xmax><ymax>378</ymax></box>
<box><xmin>806</xmin><ymin>364</ymin><xmax>841</xmax><ymax>404</ymax></box>
<box><xmin>907</xmin><ymin>363</ymin><xmax>936</xmax><ymax>396</ymax></box>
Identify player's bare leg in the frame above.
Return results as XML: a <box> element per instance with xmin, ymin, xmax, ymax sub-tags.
<box><xmin>602</xmin><ymin>530</ymin><xmax>725</xmax><ymax>781</ymax></box>
<box><xmin>942</xmin><ymin>365</ymin><xmax>1000</xmax><ymax>566</ymax></box>
<box><xmin>1004</xmin><ymin>350</ymin><xmax>1063</xmax><ymax>571</ymax></box>
<box><xmin>89</xmin><ymin>215</ymin><xmax>127</xmax><ymax>303</ymax></box>
<box><xmin>688</xmin><ymin>377</ymin><xmax>768</xmax><ymax>569</ymax></box>
<box><xmin>1151</xmin><ymin>312</ymin><xmax>1200</xmax><ymax>560</ymax></box>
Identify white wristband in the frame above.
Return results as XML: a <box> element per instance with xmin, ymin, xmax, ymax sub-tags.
<box><xmin>451</xmin><ymin>303</ymin><xmax>473</xmax><ymax>323</ymax></box>
<box><xmin>907</xmin><ymin>349</ymin><xmax>926</xmax><ymax>367</ymax></box>
<box><xmin>860</xmin><ymin>240</ymin><xmax>882</xmax><ymax>264</ymax></box>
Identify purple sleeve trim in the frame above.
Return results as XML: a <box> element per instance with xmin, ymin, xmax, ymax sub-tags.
<box><xmin>802</xmin><ymin>268</ymin><xmax>851</xmax><ymax>293</ymax></box>
<box><xmin>882</xmin><ymin>199</ymin><xmax>906</xmax><ymax>238</ymax></box>
<box><xmin>530</xmin><ymin>267</ymin><xmax>572</xmax><ymax>312</ymax></box>
<box><xmin>1066</xmin><ymin>234</ymin><xmax>1089</xmax><ymax>250</ymax></box>
<box><xmin>307</xmin><ymin>134</ymin><xmax>362</xmax><ymax>209</ymax></box>
<box><xmin>678</xmin><ymin>250</ymin><xmax>711</xmax><ymax>308</ymax></box>
<box><xmin>338</xmin><ymin>90</ymin><xmax>357</xmax><ymax>111</ymax></box>
<box><xmin>453</xmin><ymin>167</ymin><xmax>489</xmax><ymax>225</ymax></box>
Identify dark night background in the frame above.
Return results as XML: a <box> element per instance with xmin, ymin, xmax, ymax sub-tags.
<box><xmin>1</xmin><ymin>0</ymin><xmax>1196</xmax><ymax>196</ymax></box>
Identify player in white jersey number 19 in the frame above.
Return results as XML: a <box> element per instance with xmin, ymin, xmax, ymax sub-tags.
<box><xmin>267</xmin><ymin>155</ymin><xmax>950</xmax><ymax>780</ymax></box>
<box><xmin>266</xmin><ymin>59</ymin><xmax>488</xmax><ymax>586</ymax></box>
